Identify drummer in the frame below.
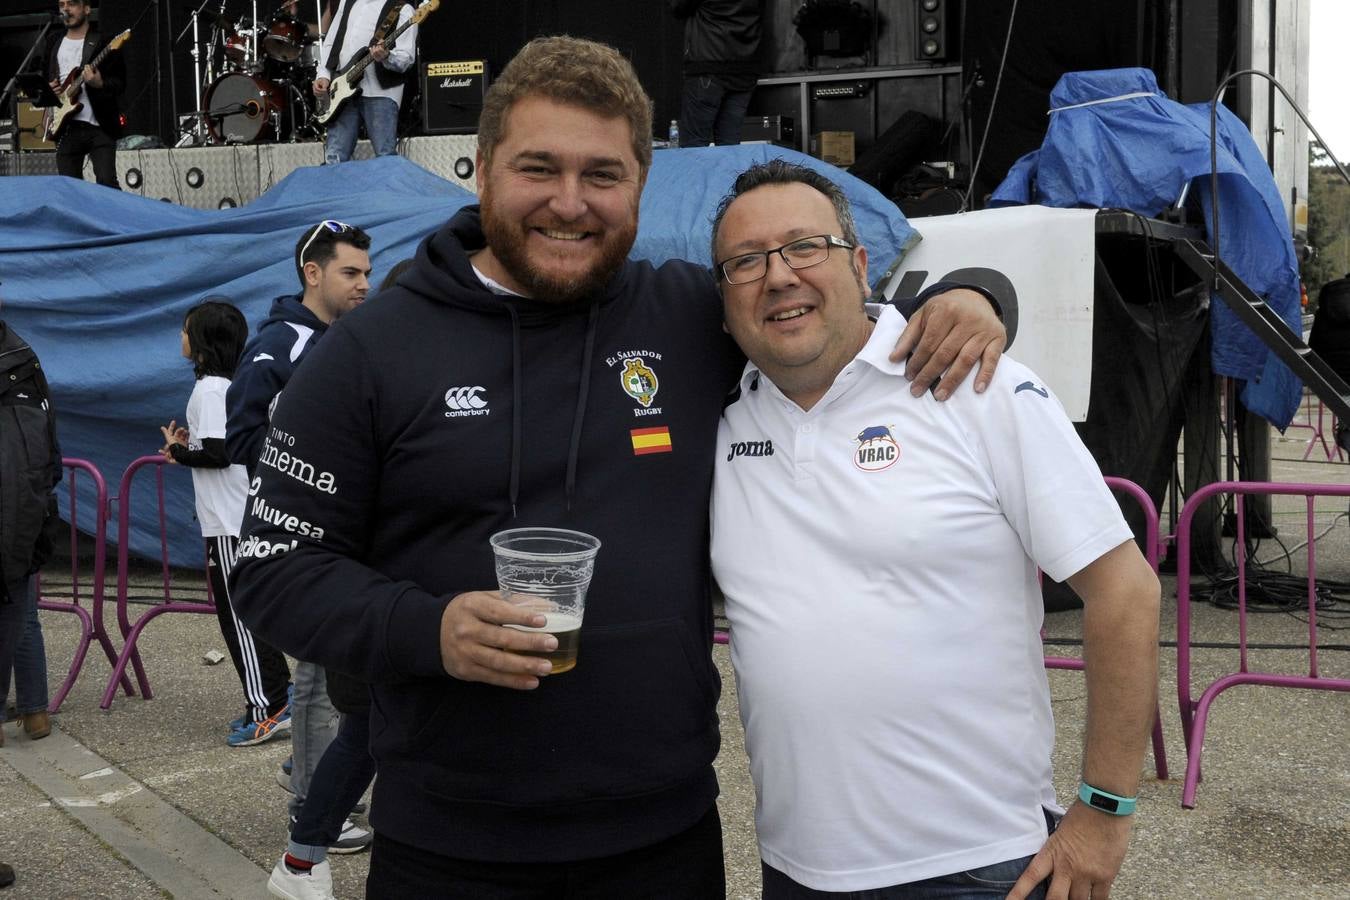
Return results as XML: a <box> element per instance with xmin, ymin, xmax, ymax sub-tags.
<box><xmin>312</xmin><ymin>0</ymin><xmax>417</xmax><ymax>164</ymax></box>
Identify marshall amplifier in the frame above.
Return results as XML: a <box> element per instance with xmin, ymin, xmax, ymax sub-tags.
<box><xmin>422</xmin><ymin>60</ymin><xmax>490</xmax><ymax>135</ymax></box>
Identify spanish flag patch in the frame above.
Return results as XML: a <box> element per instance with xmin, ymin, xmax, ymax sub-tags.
<box><xmin>630</xmin><ymin>426</ymin><xmax>673</xmax><ymax>455</ymax></box>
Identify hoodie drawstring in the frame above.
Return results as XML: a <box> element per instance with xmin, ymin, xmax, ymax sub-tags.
<box><xmin>507</xmin><ymin>304</ymin><xmax>523</xmax><ymax>518</ymax></box>
<box><xmin>564</xmin><ymin>302</ymin><xmax>600</xmax><ymax>511</ymax></box>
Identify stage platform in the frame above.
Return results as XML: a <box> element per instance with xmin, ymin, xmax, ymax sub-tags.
<box><xmin>0</xmin><ymin>134</ymin><xmax>480</xmax><ymax>208</ymax></box>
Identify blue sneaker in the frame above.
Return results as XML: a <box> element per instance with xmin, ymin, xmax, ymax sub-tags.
<box><xmin>227</xmin><ymin>714</ymin><xmax>247</xmax><ymax>733</ymax></box>
<box><xmin>227</xmin><ymin>704</ymin><xmax>292</xmax><ymax>747</ymax></box>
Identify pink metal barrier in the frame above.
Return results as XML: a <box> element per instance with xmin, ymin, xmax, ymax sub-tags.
<box><xmin>1043</xmin><ymin>476</ymin><xmax>1169</xmax><ymax>780</ymax></box>
<box><xmin>1176</xmin><ymin>480</ymin><xmax>1350</xmax><ymax>808</ymax></box>
<box><xmin>99</xmin><ymin>456</ymin><xmax>216</xmax><ymax>710</ymax></box>
<box><xmin>36</xmin><ymin>459</ymin><xmax>132</xmax><ymax>712</ymax></box>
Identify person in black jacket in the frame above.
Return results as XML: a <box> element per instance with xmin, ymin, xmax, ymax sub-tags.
<box><xmin>230</xmin><ymin>35</ymin><xmax>1005</xmax><ymax>897</ymax></box>
<box><xmin>670</xmin><ymin>0</ymin><xmax>763</xmax><ymax>147</ymax></box>
<box><xmin>0</xmin><ymin>307</ymin><xmax>62</xmax><ymax>755</ymax></box>
<box><xmin>44</xmin><ymin>0</ymin><xmax>125</xmax><ymax>188</ymax></box>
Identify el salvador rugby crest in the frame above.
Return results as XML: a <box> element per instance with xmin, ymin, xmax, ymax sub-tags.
<box><xmin>620</xmin><ymin>357</ymin><xmax>659</xmax><ymax>408</ymax></box>
<box><xmin>853</xmin><ymin>424</ymin><xmax>900</xmax><ymax>471</ymax></box>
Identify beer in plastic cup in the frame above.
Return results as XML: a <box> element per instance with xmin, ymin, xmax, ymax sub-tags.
<box><xmin>489</xmin><ymin>527</ymin><xmax>600</xmax><ymax>674</ymax></box>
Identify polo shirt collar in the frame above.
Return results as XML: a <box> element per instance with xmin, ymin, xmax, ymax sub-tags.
<box><xmin>734</xmin><ymin>303</ymin><xmax>908</xmax><ymax>395</ymax></box>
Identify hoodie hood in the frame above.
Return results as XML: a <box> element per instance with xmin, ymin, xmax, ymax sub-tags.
<box><xmin>262</xmin><ymin>293</ymin><xmax>328</xmax><ymax>333</ymax></box>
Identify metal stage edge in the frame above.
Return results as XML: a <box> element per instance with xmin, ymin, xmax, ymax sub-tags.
<box><xmin>0</xmin><ymin>134</ymin><xmax>480</xmax><ymax>209</ymax></box>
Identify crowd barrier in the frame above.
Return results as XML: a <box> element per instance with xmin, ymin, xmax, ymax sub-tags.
<box><xmin>1175</xmin><ymin>480</ymin><xmax>1350</xmax><ymax>807</ymax></box>
<box><xmin>1043</xmin><ymin>476</ymin><xmax>1169</xmax><ymax>780</ymax></box>
<box><xmin>99</xmin><ymin>456</ymin><xmax>216</xmax><ymax>710</ymax></box>
<box><xmin>36</xmin><ymin>459</ymin><xmax>132</xmax><ymax>712</ymax></box>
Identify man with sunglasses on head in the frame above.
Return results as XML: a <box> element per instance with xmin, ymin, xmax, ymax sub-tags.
<box><xmin>230</xmin><ymin>37</ymin><xmax>1006</xmax><ymax>898</ymax></box>
<box><xmin>709</xmin><ymin>160</ymin><xmax>1161</xmax><ymax>900</ymax></box>
<box><xmin>226</xmin><ymin>220</ymin><xmax>375</xmax><ymax>872</ymax></box>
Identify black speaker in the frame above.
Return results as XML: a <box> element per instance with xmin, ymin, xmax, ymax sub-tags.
<box><xmin>913</xmin><ymin>0</ymin><xmax>957</xmax><ymax>62</ymax></box>
<box><xmin>848</xmin><ymin>110</ymin><xmax>941</xmax><ymax>195</ymax></box>
<box><xmin>421</xmin><ymin>60</ymin><xmax>490</xmax><ymax>135</ymax></box>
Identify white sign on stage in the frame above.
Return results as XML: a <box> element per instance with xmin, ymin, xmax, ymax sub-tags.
<box><xmin>879</xmin><ymin>205</ymin><xmax>1098</xmax><ymax>421</ymax></box>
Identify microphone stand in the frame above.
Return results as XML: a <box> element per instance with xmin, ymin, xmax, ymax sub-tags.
<box><xmin>1</xmin><ymin>14</ymin><xmax>64</xmax><ymax>156</ymax></box>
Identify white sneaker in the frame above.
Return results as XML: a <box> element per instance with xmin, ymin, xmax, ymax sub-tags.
<box><xmin>328</xmin><ymin>819</ymin><xmax>372</xmax><ymax>855</ymax></box>
<box><xmin>267</xmin><ymin>858</ymin><xmax>336</xmax><ymax>900</ymax></box>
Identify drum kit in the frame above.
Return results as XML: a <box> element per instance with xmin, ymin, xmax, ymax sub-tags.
<box><xmin>176</xmin><ymin>1</ymin><xmax>324</xmax><ymax>146</ymax></box>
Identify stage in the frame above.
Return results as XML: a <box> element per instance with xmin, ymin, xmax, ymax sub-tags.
<box><xmin>0</xmin><ymin>133</ymin><xmax>479</xmax><ymax>208</ymax></box>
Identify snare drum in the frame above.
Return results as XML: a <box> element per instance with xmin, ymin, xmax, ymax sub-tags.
<box><xmin>205</xmin><ymin>72</ymin><xmax>288</xmax><ymax>143</ymax></box>
<box><xmin>263</xmin><ymin>15</ymin><xmax>308</xmax><ymax>63</ymax></box>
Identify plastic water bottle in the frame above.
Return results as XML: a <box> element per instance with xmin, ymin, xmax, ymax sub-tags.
<box><xmin>668</xmin><ymin>119</ymin><xmax>680</xmax><ymax>146</ymax></box>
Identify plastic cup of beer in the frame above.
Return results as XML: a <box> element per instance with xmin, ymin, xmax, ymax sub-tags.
<box><xmin>490</xmin><ymin>527</ymin><xmax>601</xmax><ymax>675</ymax></box>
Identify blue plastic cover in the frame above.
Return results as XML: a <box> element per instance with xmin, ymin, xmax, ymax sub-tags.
<box><xmin>991</xmin><ymin>68</ymin><xmax>1303</xmax><ymax>429</ymax></box>
<box><xmin>0</xmin><ymin>148</ymin><xmax>911</xmax><ymax>565</ymax></box>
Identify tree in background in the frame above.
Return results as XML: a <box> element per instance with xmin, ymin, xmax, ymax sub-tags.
<box><xmin>1303</xmin><ymin>142</ymin><xmax>1350</xmax><ymax>310</ymax></box>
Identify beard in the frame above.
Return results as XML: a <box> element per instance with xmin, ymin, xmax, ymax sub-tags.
<box><xmin>480</xmin><ymin>202</ymin><xmax>637</xmax><ymax>305</ymax></box>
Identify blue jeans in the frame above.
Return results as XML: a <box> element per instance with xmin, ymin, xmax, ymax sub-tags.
<box><xmin>288</xmin><ymin>709</ymin><xmax>376</xmax><ymax>862</ymax></box>
<box><xmin>679</xmin><ymin>74</ymin><xmax>754</xmax><ymax>147</ymax></box>
<box><xmin>0</xmin><ymin>577</ymin><xmax>47</xmax><ymax>721</ymax></box>
<box><xmin>761</xmin><ymin>811</ymin><xmax>1057</xmax><ymax>899</ymax></box>
<box><xmin>287</xmin><ymin>661</ymin><xmax>338</xmax><ymax>817</ymax></box>
<box><xmin>324</xmin><ymin>95</ymin><xmax>400</xmax><ymax>164</ymax></box>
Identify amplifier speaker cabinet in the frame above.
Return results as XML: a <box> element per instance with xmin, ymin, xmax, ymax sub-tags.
<box><xmin>422</xmin><ymin>60</ymin><xmax>489</xmax><ymax>135</ymax></box>
<box><xmin>17</xmin><ymin>102</ymin><xmax>55</xmax><ymax>152</ymax></box>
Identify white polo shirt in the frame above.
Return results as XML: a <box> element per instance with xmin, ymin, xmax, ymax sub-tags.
<box><xmin>710</xmin><ymin>305</ymin><xmax>1131</xmax><ymax>892</ymax></box>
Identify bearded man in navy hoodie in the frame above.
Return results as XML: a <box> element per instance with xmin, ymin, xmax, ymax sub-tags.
<box><xmin>230</xmin><ymin>35</ymin><xmax>1006</xmax><ymax>897</ymax></box>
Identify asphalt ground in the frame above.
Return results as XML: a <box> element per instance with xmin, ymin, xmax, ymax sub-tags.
<box><xmin>1</xmin><ymin>440</ymin><xmax>1347</xmax><ymax>899</ymax></box>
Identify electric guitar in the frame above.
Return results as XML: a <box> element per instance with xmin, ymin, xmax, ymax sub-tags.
<box><xmin>314</xmin><ymin>0</ymin><xmax>438</xmax><ymax>128</ymax></box>
<box><xmin>43</xmin><ymin>29</ymin><xmax>131</xmax><ymax>143</ymax></box>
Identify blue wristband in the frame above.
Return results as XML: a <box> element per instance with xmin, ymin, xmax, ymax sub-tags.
<box><xmin>1078</xmin><ymin>782</ymin><xmax>1137</xmax><ymax>816</ymax></box>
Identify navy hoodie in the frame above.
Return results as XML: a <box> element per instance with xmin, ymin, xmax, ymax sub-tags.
<box><xmin>225</xmin><ymin>295</ymin><xmax>328</xmax><ymax>473</ymax></box>
<box><xmin>230</xmin><ymin>206</ymin><xmax>745</xmax><ymax>862</ymax></box>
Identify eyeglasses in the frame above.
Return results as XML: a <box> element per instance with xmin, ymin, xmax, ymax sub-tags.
<box><xmin>715</xmin><ymin>234</ymin><xmax>854</xmax><ymax>285</ymax></box>
<box><xmin>299</xmin><ymin>220</ymin><xmax>354</xmax><ymax>267</ymax></box>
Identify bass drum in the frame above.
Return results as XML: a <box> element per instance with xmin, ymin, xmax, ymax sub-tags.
<box><xmin>206</xmin><ymin>73</ymin><xmax>288</xmax><ymax>143</ymax></box>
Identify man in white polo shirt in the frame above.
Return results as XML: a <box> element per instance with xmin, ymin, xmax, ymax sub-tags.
<box><xmin>709</xmin><ymin>160</ymin><xmax>1161</xmax><ymax>900</ymax></box>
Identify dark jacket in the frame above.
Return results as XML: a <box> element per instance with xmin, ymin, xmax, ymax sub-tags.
<box><xmin>670</xmin><ymin>0</ymin><xmax>763</xmax><ymax>78</ymax></box>
<box><xmin>1310</xmin><ymin>275</ymin><xmax>1350</xmax><ymax>384</ymax></box>
<box><xmin>0</xmin><ymin>323</ymin><xmax>62</xmax><ymax>597</ymax></box>
<box><xmin>225</xmin><ymin>296</ymin><xmax>328</xmax><ymax>475</ymax></box>
<box><xmin>44</xmin><ymin>29</ymin><xmax>126</xmax><ymax>139</ymax></box>
<box><xmin>231</xmin><ymin>205</ymin><xmax>743</xmax><ymax>862</ymax></box>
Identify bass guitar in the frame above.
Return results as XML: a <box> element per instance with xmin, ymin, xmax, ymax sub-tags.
<box><xmin>314</xmin><ymin>0</ymin><xmax>439</xmax><ymax>128</ymax></box>
<box><xmin>43</xmin><ymin>29</ymin><xmax>132</xmax><ymax>143</ymax></box>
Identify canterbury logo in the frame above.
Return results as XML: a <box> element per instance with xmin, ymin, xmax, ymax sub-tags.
<box><xmin>444</xmin><ymin>385</ymin><xmax>490</xmax><ymax>417</ymax></box>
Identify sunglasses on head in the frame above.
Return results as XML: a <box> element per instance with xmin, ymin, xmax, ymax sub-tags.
<box><xmin>299</xmin><ymin>220</ymin><xmax>355</xmax><ymax>266</ymax></box>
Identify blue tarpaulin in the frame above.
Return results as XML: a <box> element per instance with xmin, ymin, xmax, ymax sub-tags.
<box><xmin>992</xmin><ymin>67</ymin><xmax>1303</xmax><ymax>429</ymax></box>
<box><xmin>0</xmin><ymin>147</ymin><xmax>912</xmax><ymax>566</ymax></box>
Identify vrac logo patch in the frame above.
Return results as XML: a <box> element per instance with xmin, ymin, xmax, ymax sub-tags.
<box><xmin>853</xmin><ymin>424</ymin><xmax>900</xmax><ymax>472</ymax></box>
<box><xmin>445</xmin><ymin>386</ymin><xmax>489</xmax><ymax>418</ymax></box>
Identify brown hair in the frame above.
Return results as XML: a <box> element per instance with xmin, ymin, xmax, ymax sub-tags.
<box><xmin>477</xmin><ymin>36</ymin><xmax>653</xmax><ymax>176</ymax></box>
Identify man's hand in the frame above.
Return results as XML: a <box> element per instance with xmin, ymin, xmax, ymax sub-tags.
<box><xmin>82</xmin><ymin>65</ymin><xmax>102</xmax><ymax>89</ymax></box>
<box><xmin>889</xmin><ymin>287</ymin><xmax>1005</xmax><ymax>400</ymax></box>
<box><xmin>369</xmin><ymin>43</ymin><xmax>389</xmax><ymax>63</ymax></box>
<box><xmin>313</xmin><ymin>77</ymin><xmax>331</xmax><ymax>96</ymax></box>
<box><xmin>1006</xmin><ymin>802</ymin><xmax>1132</xmax><ymax>900</ymax></box>
<box><xmin>439</xmin><ymin>590</ymin><xmax>558</xmax><ymax>690</ymax></box>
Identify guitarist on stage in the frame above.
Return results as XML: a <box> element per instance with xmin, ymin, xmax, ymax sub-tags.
<box><xmin>44</xmin><ymin>0</ymin><xmax>124</xmax><ymax>188</ymax></box>
<box><xmin>313</xmin><ymin>0</ymin><xmax>418</xmax><ymax>165</ymax></box>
